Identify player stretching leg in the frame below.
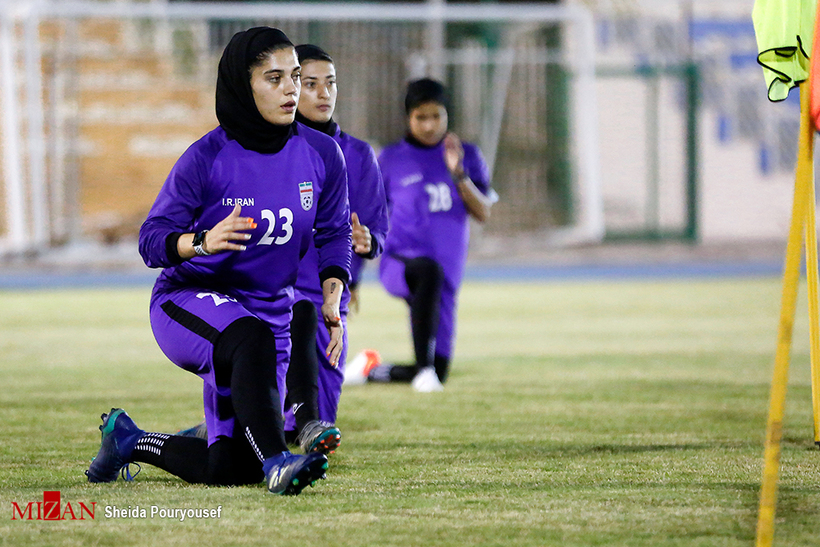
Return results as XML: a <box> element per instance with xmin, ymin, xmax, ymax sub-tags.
<box><xmin>85</xmin><ymin>28</ymin><xmax>351</xmax><ymax>495</ymax></box>
<box><xmin>282</xmin><ymin>44</ymin><xmax>389</xmax><ymax>449</ymax></box>
<box><xmin>345</xmin><ymin>78</ymin><xmax>498</xmax><ymax>392</ymax></box>
<box><xmin>177</xmin><ymin>44</ymin><xmax>389</xmax><ymax>454</ymax></box>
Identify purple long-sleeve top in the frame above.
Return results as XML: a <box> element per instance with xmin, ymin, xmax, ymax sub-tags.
<box><xmin>293</xmin><ymin>126</ymin><xmax>388</xmax><ymax>312</ymax></box>
<box><xmin>378</xmin><ymin>138</ymin><xmax>491</xmax><ymax>289</ymax></box>
<box><xmin>139</xmin><ymin>124</ymin><xmax>351</xmax><ymax>328</ymax></box>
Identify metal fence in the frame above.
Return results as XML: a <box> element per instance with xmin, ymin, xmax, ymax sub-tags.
<box><xmin>0</xmin><ymin>1</ymin><xmax>604</xmax><ymax>256</ymax></box>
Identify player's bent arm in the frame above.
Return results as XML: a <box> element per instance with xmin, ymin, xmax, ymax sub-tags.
<box><xmin>456</xmin><ymin>176</ymin><xmax>494</xmax><ymax>223</ymax></box>
<box><xmin>174</xmin><ymin>204</ymin><xmax>256</xmax><ymax>260</ymax></box>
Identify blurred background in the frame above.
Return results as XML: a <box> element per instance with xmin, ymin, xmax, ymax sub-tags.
<box><xmin>0</xmin><ymin>0</ymin><xmax>800</xmax><ymax>273</ymax></box>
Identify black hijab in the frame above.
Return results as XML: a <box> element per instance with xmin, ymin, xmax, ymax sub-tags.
<box><xmin>294</xmin><ymin>44</ymin><xmax>338</xmax><ymax>137</ymax></box>
<box><xmin>215</xmin><ymin>27</ymin><xmax>295</xmax><ymax>154</ymax></box>
<box><xmin>295</xmin><ymin>111</ymin><xmax>338</xmax><ymax>137</ymax></box>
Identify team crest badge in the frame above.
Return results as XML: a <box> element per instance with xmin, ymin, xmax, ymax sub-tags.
<box><xmin>299</xmin><ymin>181</ymin><xmax>314</xmax><ymax>211</ymax></box>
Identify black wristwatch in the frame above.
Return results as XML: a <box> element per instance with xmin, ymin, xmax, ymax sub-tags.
<box><xmin>192</xmin><ymin>230</ymin><xmax>211</xmax><ymax>256</ymax></box>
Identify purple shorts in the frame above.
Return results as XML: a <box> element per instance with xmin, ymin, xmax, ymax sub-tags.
<box><xmin>149</xmin><ymin>286</ymin><xmax>290</xmax><ymax>446</ymax></box>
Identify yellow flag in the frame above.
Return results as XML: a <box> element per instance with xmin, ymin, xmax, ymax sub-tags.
<box><xmin>753</xmin><ymin>0</ymin><xmax>817</xmax><ymax>101</ymax></box>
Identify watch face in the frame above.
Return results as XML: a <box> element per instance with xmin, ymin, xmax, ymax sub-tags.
<box><xmin>193</xmin><ymin>231</ymin><xmax>206</xmax><ymax>246</ymax></box>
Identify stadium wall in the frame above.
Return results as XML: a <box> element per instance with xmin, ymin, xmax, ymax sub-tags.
<box><xmin>0</xmin><ymin>1</ymin><xmax>606</xmax><ymax>256</ymax></box>
<box><xmin>0</xmin><ymin>0</ymin><xmax>807</xmax><ymax>259</ymax></box>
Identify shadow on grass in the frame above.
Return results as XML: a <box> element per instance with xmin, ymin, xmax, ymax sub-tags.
<box><xmin>577</xmin><ymin>443</ymin><xmax>713</xmax><ymax>454</ymax></box>
<box><xmin>415</xmin><ymin>439</ymin><xmax>763</xmax><ymax>457</ymax></box>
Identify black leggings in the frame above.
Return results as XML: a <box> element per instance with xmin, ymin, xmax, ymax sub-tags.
<box><xmin>132</xmin><ymin>316</ymin><xmax>285</xmax><ymax>485</ymax></box>
<box><xmin>135</xmin><ymin>434</ymin><xmax>264</xmax><ymax>486</ymax></box>
<box><xmin>285</xmin><ymin>299</ymin><xmax>320</xmax><ymax>435</ymax></box>
<box><xmin>387</xmin><ymin>257</ymin><xmax>451</xmax><ymax>383</ymax></box>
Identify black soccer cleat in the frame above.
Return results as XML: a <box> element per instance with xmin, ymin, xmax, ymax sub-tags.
<box><xmin>266</xmin><ymin>451</ymin><xmax>328</xmax><ymax>495</ymax></box>
<box><xmin>85</xmin><ymin>408</ymin><xmax>145</xmax><ymax>483</ymax></box>
<box><xmin>296</xmin><ymin>420</ymin><xmax>341</xmax><ymax>455</ymax></box>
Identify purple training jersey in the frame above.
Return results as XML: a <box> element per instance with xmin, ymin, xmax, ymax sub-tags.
<box><xmin>378</xmin><ymin>138</ymin><xmax>491</xmax><ymax>288</ymax></box>
<box><xmin>139</xmin><ymin>124</ymin><xmax>352</xmax><ymax>329</ymax></box>
<box><xmin>293</xmin><ymin>126</ymin><xmax>388</xmax><ymax>311</ymax></box>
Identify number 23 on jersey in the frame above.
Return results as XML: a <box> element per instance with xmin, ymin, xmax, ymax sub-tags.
<box><xmin>258</xmin><ymin>208</ymin><xmax>294</xmax><ymax>245</ymax></box>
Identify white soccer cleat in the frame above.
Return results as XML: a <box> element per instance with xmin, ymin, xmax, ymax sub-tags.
<box><xmin>343</xmin><ymin>349</ymin><xmax>381</xmax><ymax>386</ymax></box>
<box><xmin>412</xmin><ymin>366</ymin><xmax>444</xmax><ymax>392</ymax></box>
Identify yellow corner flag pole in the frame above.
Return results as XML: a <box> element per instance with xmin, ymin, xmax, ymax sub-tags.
<box><xmin>755</xmin><ymin>80</ymin><xmax>815</xmax><ymax>547</ymax></box>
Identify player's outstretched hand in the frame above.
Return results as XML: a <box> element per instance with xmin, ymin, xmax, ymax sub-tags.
<box><xmin>443</xmin><ymin>132</ymin><xmax>465</xmax><ymax>178</ymax></box>
<box><xmin>321</xmin><ymin>303</ymin><xmax>343</xmax><ymax>367</ymax></box>
<box><xmin>204</xmin><ymin>204</ymin><xmax>256</xmax><ymax>253</ymax></box>
<box><xmin>351</xmin><ymin>212</ymin><xmax>371</xmax><ymax>256</ymax></box>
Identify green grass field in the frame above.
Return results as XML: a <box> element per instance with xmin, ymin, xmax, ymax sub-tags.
<box><xmin>1</xmin><ymin>276</ymin><xmax>818</xmax><ymax>546</ymax></box>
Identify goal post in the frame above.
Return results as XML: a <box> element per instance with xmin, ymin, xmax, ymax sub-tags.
<box><xmin>0</xmin><ymin>0</ymin><xmax>604</xmax><ymax>255</ymax></box>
